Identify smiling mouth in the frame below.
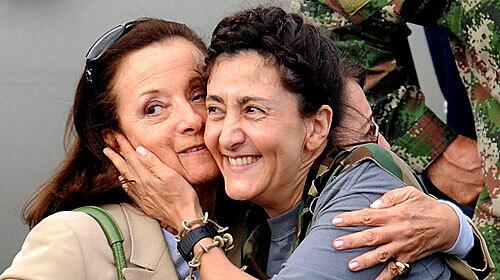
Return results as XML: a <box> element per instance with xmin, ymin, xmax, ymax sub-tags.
<box><xmin>227</xmin><ymin>156</ymin><xmax>261</xmax><ymax>166</ymax></box>
<box><xmin>180</xmin><ymin>145</ymin><xmax>206</xmax><ymax>154</ymax></box>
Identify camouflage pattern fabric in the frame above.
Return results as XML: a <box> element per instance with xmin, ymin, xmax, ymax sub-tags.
<box><xmin>293</xmin><ymin>0</ymin><xmax>458</xmax><ymax>173</ymax></box>
<box><xmin>241</xmin><ymin>144</ymin><xmax>494</xmax><ymax>279</ymax></box>
<box><xmin>438</xmin><ymin>3</ymin><xmax>500</xmax><ymax>275</ymax></box>
<box><xmin>293</xmin><ymin>0</ymin><xmax>499</xmax><ymax>277</ymax></box>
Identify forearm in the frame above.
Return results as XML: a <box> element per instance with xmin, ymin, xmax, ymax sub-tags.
<box><xmin>195</xmin><ymin>238</ymin><xmax>257</xmax><ymax>280</ymax></box>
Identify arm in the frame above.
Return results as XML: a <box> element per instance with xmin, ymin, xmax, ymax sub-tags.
<box><xmin>104</xmin><ymin>133</ymin><xmax>257</xmax><ymax>280</ymax></box>
<box><xmin>298</xmin><ymin>0</ymin><xmax>484</xmax><ymax>207</ymax></box>
<box><xmin>0</xmin><ymin>214</ymin><xmax>86</xmax><ymax>280</ymax></box>
<box><xmin>296</xmin><ymin>0</ymin><xmax>457</xmax><ymax>174</ymax></box>
<box><xmin>332</xmin><ymin>187</ymin><xmax>494</xmax><ymax>279</ymax></box>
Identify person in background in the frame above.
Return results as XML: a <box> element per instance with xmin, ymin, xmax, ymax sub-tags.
<box><xmin>0</xmin><ymin>18</ymin><xmax>233</xmax><ymax>280</ymax></box>
<box><xmin>294</xmin><ymin>0</ymin><xmax>499</xmax><ymax>277</ymax></box>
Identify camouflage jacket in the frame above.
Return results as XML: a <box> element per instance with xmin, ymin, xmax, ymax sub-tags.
<box><xmin>294</xmin><ymin>0</ymin><xmax>499</xmax><ymax>276</ymax></box>
<box><xmin>241</xmin><ymin>144</ymin><xmax>494</xmax><ymax>279</ymax></box>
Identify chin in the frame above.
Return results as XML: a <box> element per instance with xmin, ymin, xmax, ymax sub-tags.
<box><xmin>224</xmin><ymin>183</ymin><xmax>259</xmax><ymax>201</ymax></box>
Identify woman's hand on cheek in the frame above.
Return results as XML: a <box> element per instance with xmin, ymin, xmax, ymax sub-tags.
<box><xmin>102</xmin><ymin>133</ymin><xmax>203</xmax><ymax>231</ymax></box>
<box><xmin>331</xmin><ymin>186</ymin><xmax>459</xmax><ymax>280</ymax></box>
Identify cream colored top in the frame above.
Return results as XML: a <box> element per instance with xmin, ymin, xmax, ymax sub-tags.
<box><xmin>1</xmin><ymin>203</ymin><xmax>179</xmax><ymax>280</ymax></box>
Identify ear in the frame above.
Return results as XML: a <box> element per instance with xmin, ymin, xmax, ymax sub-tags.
<box><xmin>305</xmin><ymin>105</ymin><xmax>332</xmax><ymax>151</ymax></box>
<box><xmin>102</xmin><ymin>129</ymin><xmax>118</xmax><ymax>149</ymax></box>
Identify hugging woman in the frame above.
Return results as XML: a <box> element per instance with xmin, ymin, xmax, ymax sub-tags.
<box><xmin>103</xmin><ymin>7</ymin><xmax>492</xmax><ymax>280</ymax></box>
<box><xmin>1</xmin><ymin>10</ymin><xmax>492</xmax><ymax>280</ymax></box>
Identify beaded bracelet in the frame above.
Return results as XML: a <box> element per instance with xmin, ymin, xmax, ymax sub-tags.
<box><xmin>176</xmin><ymin>213</ymin><xmax>234</xmax><ymax>280</ymax></box>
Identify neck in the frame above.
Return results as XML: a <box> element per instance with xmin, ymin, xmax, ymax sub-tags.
<box><xmin>192</xmin><ymin>177</ymin><xmax>223</xmax><ymax>214</ymax></box>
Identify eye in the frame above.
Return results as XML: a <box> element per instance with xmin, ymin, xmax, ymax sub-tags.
<box><xmin>207</xmin><ymin>106</ymin><xmax>222</xmax><ymax>114</ymax></box>
<box><xmin>145</xmin><ymin>104</ymin><xmax>163</xmax><ymax>116</ymax></box>
<box><xmin>206</xmin><ymin>104</ymin><xmax>226</xmax><ymax>121</ymax></box>
<box><xmin>245</xmin><ymin>106</ymin><xmax>265</xmax><ymax>114</ymax></box>
<box><xmin>191</xmin><ymin>88</ymin><xmax>207</xmax><ymax>103</ymax></box>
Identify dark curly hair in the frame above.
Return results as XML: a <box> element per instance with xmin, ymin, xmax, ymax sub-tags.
<box><xmin>206</xmin><ymin>6</ymin><xmax>363</xmax><ymax>148</ymax></box>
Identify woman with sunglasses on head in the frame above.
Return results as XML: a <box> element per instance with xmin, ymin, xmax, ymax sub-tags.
<box><xmin>0</xmin><ymin>18</ymin><xmax>235</xmax><ymax>280</ymax></box>
<box><xmin>106</xmin><ymin>7</ymin><xmax>493</xmax><ymax>280</ymax></box>
<box><xmin>1</xmin><ymin>14</ymin><xmax>491</xmax><ymax>280</ymax></box>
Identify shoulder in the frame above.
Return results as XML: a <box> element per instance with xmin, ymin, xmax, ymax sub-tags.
<box><xmin>307</xmin><ymin>160</ymin><xmax>404</xmax><ymax>230</ymax></box>
<box><xmin>0</xmin><ymin>210</ymin><xmax>100</xmax><ymax>279</ymax></box>
<box><xmin>0</xmin><ymin>204</ymin><xmax>131</xmax><ymax>280</ymax></box>
<box><xmin>318</xmin><ymin>160</ymin><xmax>406</xmax><ymax>206</ymax></box>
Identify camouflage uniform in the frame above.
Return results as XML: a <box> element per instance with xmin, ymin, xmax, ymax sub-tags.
<box><xmin>293</xmin><ymin>0</ymin><xmax>499</xmax><ymax>276</ymax></box>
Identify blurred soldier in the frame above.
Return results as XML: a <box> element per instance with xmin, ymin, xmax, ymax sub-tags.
<box><xmin>293</xmin><ymin>0</ymin><xmax>498</xmax><ymax>276</ymax></box>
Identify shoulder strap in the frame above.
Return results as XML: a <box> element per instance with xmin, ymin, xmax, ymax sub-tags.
<box><xmin>74</xmin><ymin>206</ymin><xmax>127</xmax><ymax>280</ymax></box>
<box><xmin>338</xmin><ymin>143</ymin><xmax>425</xmax><ymax>192</ymax></box>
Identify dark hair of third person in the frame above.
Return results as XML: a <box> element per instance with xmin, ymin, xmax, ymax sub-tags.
<box><xmin>206</xmin><ymin>6</ymin><xmax>364</xmax><ymax>148</ymax></box>
<box><xmin>24</xmin><ymin>18</ymin><xmax>207</xmax><ymax>228</ymax></box>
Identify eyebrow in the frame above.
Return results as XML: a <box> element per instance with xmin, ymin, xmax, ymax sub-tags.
<box><xmin>206</xmin><ymin>95</ymin><xmax>224</xmax><ymax>104</ymax></box>
<box><xmin>206</xmin><ymin>95</ymin><xmax>269</xmax><ymax>107</ymax></box>
<box><xmin>137</xmin><ymin>89</ymin><xmax>161</xmax><ymax>99</ymax></box>
<box><xmin>137</xmin><ymin>70</ymin><xmax>205</xmax><ymax>99</ymax></box>
<box><xmin>238</xmin><ymin>96</ymin><xmax>268</xmax><ymax>107</ymax></box>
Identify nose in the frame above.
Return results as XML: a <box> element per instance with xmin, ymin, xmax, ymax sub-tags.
<box><xmin>177</xmin><ymin>103</ymin><xmax>203</xmax><ymax>135</ymax></box>
<box><xmin>219</xmin><ymin>115</ymin><xmax>245</xmax><ymax>151</ymax></box>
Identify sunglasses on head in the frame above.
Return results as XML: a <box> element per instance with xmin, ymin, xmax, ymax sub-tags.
<box><xmin>84</xmin><ymin>21</ymin><xmax>135</xmax><ymax>84</ymax></box>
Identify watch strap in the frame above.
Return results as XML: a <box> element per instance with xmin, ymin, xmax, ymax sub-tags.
<box><xmin>177</xmin><ymin>225</ymin><xmax>216</xmax><ymax>262</ymax></box>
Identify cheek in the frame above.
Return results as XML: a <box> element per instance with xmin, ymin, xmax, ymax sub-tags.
<box><xmin>194</xmin><ymin>104</ymin><xmax>208</xmax><ymax>120</ymax></box>
<box><xmin>145</xmin><ymin>129</ymin><xmax>176</xmax><ymax>156</ymax></box>
<box><xmin>267</xmin><ymin>124</ymin><xmax>307</xmax><ymax>162</ymax></box>
<box><xmin>122</xmin><ymin>121</ymin><xmax>179</xmax><ymax>164</ymax></box>
<box><xmin>204</xmin><ymin>122</ymin><xmax>220</xmax><ymax>155</ymax></box>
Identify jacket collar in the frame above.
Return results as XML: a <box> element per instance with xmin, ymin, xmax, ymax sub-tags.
<box><xmin>121</xmin><ymin>203</ymin><xmax>167</xmax><ymax>270</ymax></box>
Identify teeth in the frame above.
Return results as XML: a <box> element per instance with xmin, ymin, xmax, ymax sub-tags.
<box><xmin>228</xmin><ymin>156</ymin><xmax>259</xmax><ymax>166</ymax></box>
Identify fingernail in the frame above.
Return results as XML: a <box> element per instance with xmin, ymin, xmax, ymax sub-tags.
<box><xmin>334</xmin><ymin>239</ymin><xmax>344</xmax><ymax>249</ymax></box>
<box><xmin>136</xmin><ymin>146</ymin><xmax>148</xmax><ymax>156</ymax></box>
<box><xmin>332</xmin><ymin>217</ymin><xmax>342</xmax><ymax>225</ymax></box>
<box><xmin>118</xmin><ymin>175</ymin><xmax>124</xmax><ymax>181</ymax></box>
<box><xmin>348</xmin><ymin>261</ymin><xmax>359</xmax><ymax>271</ymax></box>
<box><xmin>370</xmin><ymin>199</ymin><xmax>382</xmax><ymax>208</ymax></box>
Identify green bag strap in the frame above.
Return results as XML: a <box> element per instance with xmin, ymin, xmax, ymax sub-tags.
<box><xmin>74</xmin><ymin>206</ymin><xmax>127</xmax><ymax>280</ymax></box>
<box><xmin>295</xmin><ymin>143</ymin><xmax>427</xmax><ymax>248</ymax></box>
<box><xmin>338</xmin><ymin>143</ymin><xmax>425</xmax><ymax>192</ymax></box>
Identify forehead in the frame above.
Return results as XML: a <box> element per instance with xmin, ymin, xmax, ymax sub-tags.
<box><xmin>207</xmin><ymin>51</ymin><xmax>283</xmax><ymax>95</ymax></box>
<box><xmin>114</xmin><ymin>38</ymin><xmax>205</xmax><ymax>92</ymax></box>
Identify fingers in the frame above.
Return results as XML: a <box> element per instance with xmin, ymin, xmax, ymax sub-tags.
<box><xmin>333</xmin><ymin>227</ymin><xmax>394</xmax><ymax>251</ymax></box>
<box><xmin>135</xmin><ymin>145</ymin><xmax>176</xmax><ymax>181</ymax></box>
<box><xmin>346</xmin><ymin>243</ymin><xmax>397</xmax><ymax>272</ymax></box>
<box><xmin>369</xmin><ymin>186</ymin><xmax>418</xmax><ymax>209</ymax></box>
<box><xmin>375</xmin><ymin>262</ymin><xmax>401</xmax><ymax>280</ymax></box>
<box><xmin>103</xmin><ymin>147</ymin><xmax>136</xmax><ymax>181</ymax></box>
<box><xmin>114</xmin><ymin>133</ymin><xmax>175</xmax><ymax>182</ymax></box>
<box><xmin>332</xmin><ymin>208</ymin><xmax>390</xmax><ymax>227</ymax></box>
<box><xmin>114</xmin><ymin>133</ymin><xmax>150</xmax><ymax>176</ymax></box>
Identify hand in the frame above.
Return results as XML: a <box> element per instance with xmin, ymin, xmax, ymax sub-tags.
<box><xmin>426</xmin><ymin>135</ymin><xmax>484</xmax><ymax>207</ymax></box>
<box><xmin>103</xmin><ymin>133</ymin><xmax>203</xmax><ymax>231</ymax></box>
<box><xmin>331</xmin><ymin>187</ymin><xmax>460</xmax><ymax>280</ymax></box>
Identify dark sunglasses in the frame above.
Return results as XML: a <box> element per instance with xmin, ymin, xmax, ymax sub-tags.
<box><xmin>84</xmin><ymin>22</ymin><xmax>135</xmax><ymax>84</ymax></box>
